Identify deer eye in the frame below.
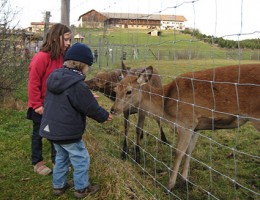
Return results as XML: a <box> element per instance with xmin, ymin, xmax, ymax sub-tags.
<box><xmin>126</xmin><ymin>90</ymin><xmax>132</xmax><ymax>95</ymax></box>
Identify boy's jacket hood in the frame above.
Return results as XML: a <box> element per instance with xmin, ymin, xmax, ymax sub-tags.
<box><xmin>47</xmin><ymin>68</ymin><xmax>85</xmax><ymax>94</ymax></box>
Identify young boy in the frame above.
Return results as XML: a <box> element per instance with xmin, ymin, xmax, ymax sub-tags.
<box><xmin>40</xmin><ymin>43</ymin><xmax>113</xmax><ymax>198</ymax></box>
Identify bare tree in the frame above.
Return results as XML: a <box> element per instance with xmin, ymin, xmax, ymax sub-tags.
<box><xmin>0</xmin><ymin>0</ymin><xmax>29</xmax><ymax>100</ymax></box>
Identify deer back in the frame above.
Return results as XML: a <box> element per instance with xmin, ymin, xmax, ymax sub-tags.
<box><xmin>164</xmin><ymin>64</ymin><xmax>260</xmax><ymax>117</ymax></box>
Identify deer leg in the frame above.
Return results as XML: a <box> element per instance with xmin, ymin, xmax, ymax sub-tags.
<box><xmin>156</xmin><ymin>120</ymin><xmax>169</xmax><ymax>144</ymax></box>
<box><xmin>167</xmin><ymin>127</ymin><xmax>193</xmax><ymax>191</ymax></box>
<box><xmin>180</xmin><ymin>131</ymin><xmax>199</xmax><ymax>184</ymax></box>
<box><xmin>121</xmin><ymin>111</ymin><xmax>130</xmax><ymax>160</ymax></box>
<box><xmin>136</xmin><ymin>118</ymin><xmax>144</xmax><ymax>140</ymax></box>
<box><xmin>135</xmin><ymin>111</ymin><xmax>146</xmax><ymax>163</ymax></box>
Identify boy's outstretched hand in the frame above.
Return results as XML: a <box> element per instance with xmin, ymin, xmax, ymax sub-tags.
<box><xmin>92</xmin><ymin>92</ymin><xmax>100</xmax><ymax>99</ymax></box>
<box><xmin>107</xmin><ymin>114</ymin><xmax>113</xmax><ymax>121</ymax></box>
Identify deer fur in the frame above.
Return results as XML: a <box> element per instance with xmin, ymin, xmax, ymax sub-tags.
<box><xmin>85</xmin><ymin>62</ymin><xmax>168</xmax><ymax>163</ymax></box>
<box><xmin>110</xmin><ymin>64</ymin><xmax>260</xmax><ymax>190</ymax></box>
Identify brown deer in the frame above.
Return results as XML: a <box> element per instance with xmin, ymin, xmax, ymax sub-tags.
<box><xmin>110</xmin><ymin>64</ymin><xmax>260</xmax><ymax>190</ymax></box>
<box><xmin>85</xmin><ymin>62</ymin><xmax>168</xmax><ymax>163</ymax></box>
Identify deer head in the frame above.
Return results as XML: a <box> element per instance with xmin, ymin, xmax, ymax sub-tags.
<box><xmin>110</xmin><ymin>66</ymin><xmax>154</xmax><ymax>114</ymax></box>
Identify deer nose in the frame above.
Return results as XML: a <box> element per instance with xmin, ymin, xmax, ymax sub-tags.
<box><xmin>110</xmin><ymin>108</ymin><xmax>115</xmax><ymax>114</ymax></box>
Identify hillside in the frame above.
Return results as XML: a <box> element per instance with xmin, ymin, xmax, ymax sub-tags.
<box><xmin>75</xmin><ymin>28</ymin><xmax>260</xmax><ymax>62</ymax></box>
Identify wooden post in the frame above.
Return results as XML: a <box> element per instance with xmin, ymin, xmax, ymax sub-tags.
<box><xmin>61</xmin><ymin>0</ymin><xmax>70</xmax><ymax>27</ymax></box>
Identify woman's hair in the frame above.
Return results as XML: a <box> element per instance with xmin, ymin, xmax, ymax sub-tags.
<box><xmin>41</xmin><ymin>23</ymin><xmax>71</xmax><ymax>60</ymax></box>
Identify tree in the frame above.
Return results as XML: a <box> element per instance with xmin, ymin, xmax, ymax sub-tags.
<box><xmin>0</xmin><ymin>0</ymin><xmax>29</xmax><ymax>101</ymax></box>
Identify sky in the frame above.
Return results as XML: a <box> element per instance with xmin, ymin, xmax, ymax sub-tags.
<box><xmin>9</xmin><ymin>0</ymin><xmax>260</xmax><ymax>40</ymax></box>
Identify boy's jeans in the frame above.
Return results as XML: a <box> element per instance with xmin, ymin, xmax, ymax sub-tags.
<box><xmin>53</xmin><ymin>140</ymin><xmax>90</xmax><ymax>190</ymax></box>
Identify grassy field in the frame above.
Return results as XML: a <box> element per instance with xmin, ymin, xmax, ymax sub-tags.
<box><xmin>77</xmin><ymin>28</ymin><xmax>260</xmax><ymax>61</ymax></box>
<box><xmin>0</xmin><ymin>28</ymin><xmax>259</xmax><ymax>199</ymax></box>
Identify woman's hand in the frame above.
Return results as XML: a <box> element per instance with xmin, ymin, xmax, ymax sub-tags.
<box><xmin>35</xmin><ymin>106</ymin><xmax>44</xmax><ymax>115</ymax></box>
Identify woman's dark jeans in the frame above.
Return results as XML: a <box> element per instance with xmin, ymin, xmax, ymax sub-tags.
<box><xmin>27</xmin><ymin>108</ymin><xmax>56</xmax><ymax>165</ymax></box>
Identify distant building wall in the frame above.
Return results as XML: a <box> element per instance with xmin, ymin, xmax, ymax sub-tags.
<box><xmin>30</xmin><ymin>22</ymin><xmax>56</xmax><ymax>33</ymax></box>
<box><xmin>78</xmin><ymin>9</ymin><xmax>186</xmax><ymax>30</ymax></box>
<box><xmin>78</xmin><ymin>10</ymin><xmax>107</xmax><ymax>28</ymax></box>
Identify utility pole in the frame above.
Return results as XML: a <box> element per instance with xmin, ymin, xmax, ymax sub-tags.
<box><xmin>43</xmin><ymin>11</ymin><xmax>51</xmax><ymax>42</ymax></box>
<box><xmin>61</xmin><ymin>0</ymin><xmax>70</xmax><ymax>27</ymax></box>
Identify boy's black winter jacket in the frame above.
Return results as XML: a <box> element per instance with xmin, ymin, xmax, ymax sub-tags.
<box><xmin>40</xmin><ymin>66</ymin><xmax>109</xmax><ymax>142</ymax></box>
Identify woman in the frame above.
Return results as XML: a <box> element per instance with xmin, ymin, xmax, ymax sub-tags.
<box><xmin>27</xmin><ymin>23</ymin><xmax>72</xmax><ymax>175</ymax></box>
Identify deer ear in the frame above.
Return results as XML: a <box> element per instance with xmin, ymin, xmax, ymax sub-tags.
<box><xmin>137</xmin><ymin>66</ymin><xmax>153</xmax><ymax>85</ymax></box>
<box><xmin>121</xmin><ymin>61</ymin><xmax>126</xmax><ymax>70</ymax></box>
<box><xmin>145</xmin><ymin>66</ymin><xmax>153</xmax><ymax>78</ymax></box>
<box><xmin>113</xmin><ymin>86</ymin><xmax>118</xmax><ymax>92</ymax></box>
<box><xmin>121</xmin><ymin>61</ymin><xmax>130</xmax><ymax>77</ymax></box>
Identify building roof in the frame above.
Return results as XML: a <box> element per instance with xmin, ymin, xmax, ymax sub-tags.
<box><xmin>160</xmin><ymin>15</ymin><xmax>187</xmax><ymax>22</ymax></box>
<box><xmin>101</xmin><ymin>12</ymin><xmax>186</xmax><ymax>21</ymax></box>
<box><xmin>79</xmin><ymin>9</ymin><xmax>187</xmax><ymax>22</ymax></box>
<box><xmin>30</xmin><ymin>22</ymin><xmax>57</xmax><ymax>26</ymax></box>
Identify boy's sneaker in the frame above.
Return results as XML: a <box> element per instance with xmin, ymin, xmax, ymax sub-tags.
<box><xmin>33</xmin><ymin>161</ymin><xmax>52</xmax><ymax>176</ymax></box>
<box><xmin>74</xmin><ymin>185</ymin><xmax>99</xmax><ymax>198</ymax></box>
<box><xmin>53</xmin><ymin>181</ymin><xmax>73</xmax><ymax>196</ymax></box>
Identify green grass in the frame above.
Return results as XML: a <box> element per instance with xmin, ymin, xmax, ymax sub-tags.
<box><xmin>1</xmin><ymin>90</ymin><xmax>258</xmax><ymax>199</ymax></box>
<box><xmin>0</xmin><ymin>28</ymin><xmax>259</xmax><ymax>199</ymax></box>
<box><xmin>77</xmin><ymin>28</ymin><xmax>260</xmax><ymax>61</ymax></box>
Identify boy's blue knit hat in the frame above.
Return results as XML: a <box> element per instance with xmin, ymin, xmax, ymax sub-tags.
<box><xmin>64</xmin><ymin>43</ymin><xmax>93</xmax><ymax>66</ymax></box>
